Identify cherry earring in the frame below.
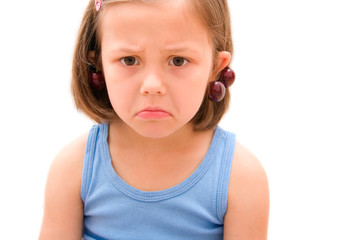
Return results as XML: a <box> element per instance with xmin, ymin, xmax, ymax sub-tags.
<box><xmin>219</xmin><ymin>66</ymin><xmax>235</xmax><ymax>88</ymax></box>
<box><xmin>88</xmin><ymin>66</ymin><xmax>105</xmax><ymax>91</ymax></box>
<box><xmin>208</xmin><ymin>66</ymin><xmax>236</xmax><ymax>102</ymax></box>
<box><xmin>209</xmin><ymin>81</ymin><xmax>226</xmax><ymax>102</ymax></box>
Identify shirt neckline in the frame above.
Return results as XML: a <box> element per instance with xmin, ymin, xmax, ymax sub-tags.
<box><xmin>99</xmin><ymin>123</ymin><xmax>222</xmax><ymax>202</ymax></box>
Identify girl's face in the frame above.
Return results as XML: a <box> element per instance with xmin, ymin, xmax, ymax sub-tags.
<box><xmin>100</xmin><ymin>0</ymin><xmax>228</xmax><ymax>138</ymax></box>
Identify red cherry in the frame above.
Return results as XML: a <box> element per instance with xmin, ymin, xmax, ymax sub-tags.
<box><xmin>219</xmin><ymin>67</ymin><xmax>235</xmax><ymax>88</ymax></box>
<box><xmin>89</xmin><ymin>71</ymin><xmax>105</xmax><ymax>91</ymax></box>
<box><xmin>209</xmin><ymin>81</ymin><xmax>225</xmax><ymax>102</ymax></box>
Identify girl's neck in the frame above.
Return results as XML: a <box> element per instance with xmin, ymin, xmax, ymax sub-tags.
<box><xmin>107</xmin><ymin>120</ymin><xmax>215</xmax><ymax>191</ymax></box>
<box><xmin>108</xmin><ymin>120</ymin><xmax>212</xmax><ymax>156</ymax></box>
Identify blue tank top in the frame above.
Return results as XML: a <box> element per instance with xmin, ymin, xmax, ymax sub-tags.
<box><xmin>81</xmin><ymin>123</ymin><xmax>236</xmax><ymax>240</ymax></box>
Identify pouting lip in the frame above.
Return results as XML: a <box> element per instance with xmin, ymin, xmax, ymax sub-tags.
<box><xmin>136</xmin><ymin>107</ymin><xmax>172</xmax><ymax>116</ymax></box>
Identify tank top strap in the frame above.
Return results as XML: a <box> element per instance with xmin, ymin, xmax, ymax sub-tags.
<box><xmin>215</xmin><ymin>127</ymin><xmax>236</xmax><ymax>223</ymax></box>
<box><xmin>81</xmin><ymin>124</ymin><xmax>106</xmax><ymax>202</ymax></box>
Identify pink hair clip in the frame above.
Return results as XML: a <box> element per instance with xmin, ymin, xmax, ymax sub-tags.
<box><xmin>95</xmin><ymin>0</ymin><xmax>102</xmax><ymax>11</ymax></box>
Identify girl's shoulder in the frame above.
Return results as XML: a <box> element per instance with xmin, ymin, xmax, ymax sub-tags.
<box><xmin>46</xmin><ymin>133</ymin><xmax>88</xmax><ymax>193</ymax></box>
<box><xmin>48</xmin><ymin>132</ymin><xmax>88</xmax><ymax>194</ymax></box>
<box><xmin>40</xmin><ymin>134</ymin><xmax>88</xmax><ymax>238</ymax></box>
<box><xmin>229</xmin><ymin>142</ymin><xmax>269</xmax><ymax>202</ymax></box>
<box><xmin>223</xmin><ymin>142</ymin><xmax>270</xmax><ymax>239</ymax></box>
<box><xmin>52</xmin><ymin>133</ymin><xmax>88</xmax><ymax>174</ymax></box>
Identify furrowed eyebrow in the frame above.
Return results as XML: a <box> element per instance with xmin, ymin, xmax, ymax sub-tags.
<box><xmin>106</xmin><ymin>44</ymin><xmax>201</xmax><ymax>57</ymax></box>
<box><xmin>162</xmin><ymin>45</ymin><xmax>200</xmax><ymax>54</ymax></box>
<box><xmin>108</xmin><ymin>46</ymin><xmax>144</xmax><ymax>54</ymax></box>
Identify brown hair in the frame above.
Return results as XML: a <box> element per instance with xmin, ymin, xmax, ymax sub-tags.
<box><xmin>72</xmin><ymin>0</ymin><xmax>233</xmax><ymax>130</ymax></box>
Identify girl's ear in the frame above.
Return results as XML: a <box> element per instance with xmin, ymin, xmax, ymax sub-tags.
<box><xmin>212</xmin><ymin>51</ymin><xmax>232</xmax><ymax>81</ymax></box>
<box><xmin>88</xmin><ymin>50</ymin><xmax>96</xmax><ymax>66</ymax></box>
<box><xmin>88</xmin><ymin>50</ymin><xmax>103</xmax><ymax>70</ymax></box>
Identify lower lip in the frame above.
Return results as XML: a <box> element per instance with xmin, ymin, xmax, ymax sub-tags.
<box><xmin>136</xmin><ymin>110</ymin><xmax>171</xmax><ymax>119</ymax></box>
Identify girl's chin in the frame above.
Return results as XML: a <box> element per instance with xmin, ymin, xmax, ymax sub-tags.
<box><xmin>133</xmin><ymin>126</ymin><xmax>180</xmax><ymax>139</ymax></box>
<box><xmin>112</xmin><ymin>118</ymin><xmax>194</xmax><ymax>140</ymax></box>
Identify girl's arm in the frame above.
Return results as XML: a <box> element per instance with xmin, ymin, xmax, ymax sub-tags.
<box><xmin>224</xmin><ymin>142</ymin><xmax>270</xmax><ymax>240</ymax></box>
<box><xmin>39</xmin><ymin>135</ymin><xmax>87</xmax><ymax>240</ymax></box>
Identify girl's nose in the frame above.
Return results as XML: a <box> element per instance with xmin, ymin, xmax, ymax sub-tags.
<box><xmin>140</xmin><ymin>72</ymin><xmax>166</xmax><ymax>96</ymax></box>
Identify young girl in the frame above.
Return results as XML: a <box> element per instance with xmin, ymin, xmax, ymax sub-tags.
<box><xmin>40</xmin><ymin>0</ymin><xmax>269</xmax><ymax>239</ymax></box>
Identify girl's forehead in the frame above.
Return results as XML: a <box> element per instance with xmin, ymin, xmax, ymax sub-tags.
<box><xmin>99</xmin><ymin>0</ymin><xmax>212</xmax><ymax>48</ymax></box>
<box><xmin>101</xmin><ymin>0</ymin><xmax>193</xmax><ymax>18</ymax></box>
<box><xmin>98</xmin><ymin>0</ymin><xmax>204</xmax><ymax>32</ymax></box>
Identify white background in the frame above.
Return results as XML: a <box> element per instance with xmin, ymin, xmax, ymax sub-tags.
<box><xmin>0</xmin><ymin>0</ymin><xmax>359</xmax><ymax>239</ymax></box>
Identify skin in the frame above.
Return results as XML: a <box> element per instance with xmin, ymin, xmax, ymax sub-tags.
<box><xmin>39</xmin><ymin>1</ymin><xmax>269</xmax><ymax>239</ymax></box>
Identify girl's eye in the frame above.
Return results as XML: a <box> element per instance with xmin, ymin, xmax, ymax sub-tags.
<box><xmin>120</xmin><ymin>56</ymin><xmax>139</xmax><ymax>66</ymax></box>
<box><xmin>169</xmin><ymin>57</ymin><xmax>188</xmax><ymax>67</ymax></box>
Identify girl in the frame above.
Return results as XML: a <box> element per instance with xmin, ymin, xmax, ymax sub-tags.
<box><xmin>40</xmin><ymin>0</ymin><xmax>269</xmax><ymax>239</ymax></box>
